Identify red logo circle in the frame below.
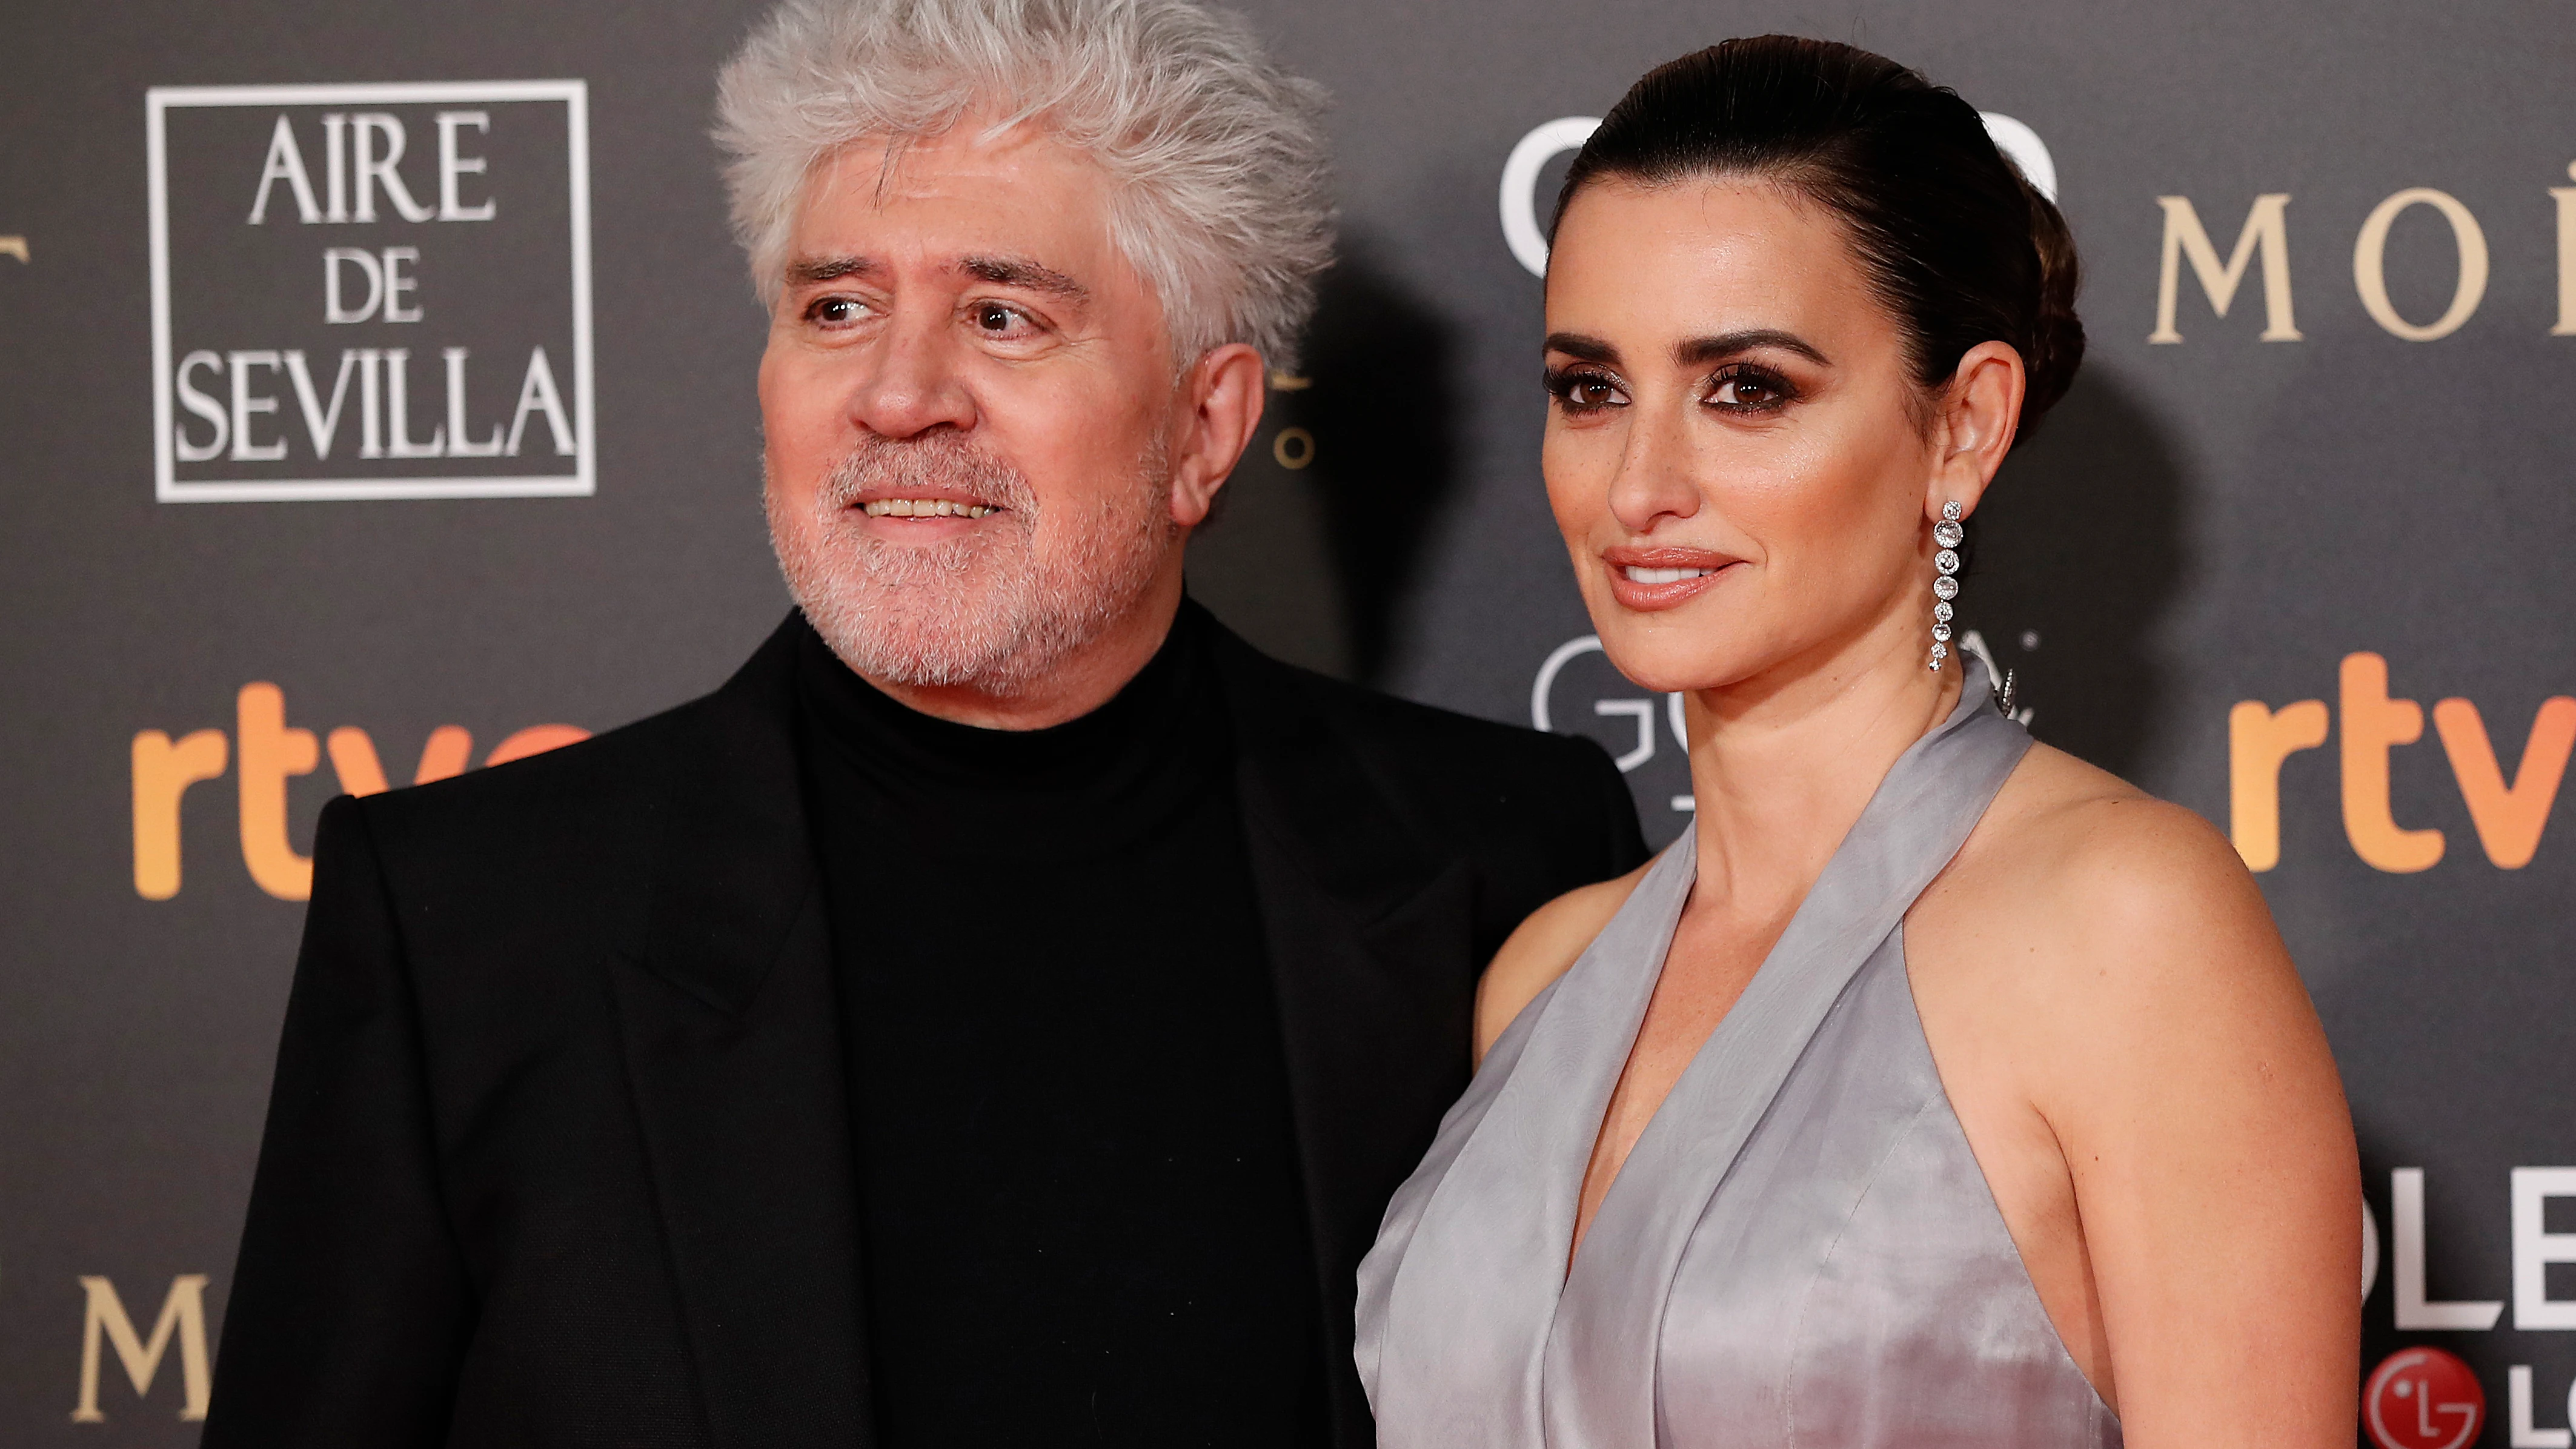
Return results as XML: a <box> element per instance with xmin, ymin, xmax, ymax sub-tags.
<box><xmin>2365</xmin><ymin>1347</ymin><xmax>2486</xmax><ymax>1449</ymax></box>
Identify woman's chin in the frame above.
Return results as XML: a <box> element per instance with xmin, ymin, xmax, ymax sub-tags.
<box><xmin>1592</xmin><ymin>634</ymin><xmax>1747</xmax><ymax>697</ymax></box>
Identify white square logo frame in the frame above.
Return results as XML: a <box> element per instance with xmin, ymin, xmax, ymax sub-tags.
<box><xmin>147</xmin><ymin>85</ymin><xmax>597</xmax><ymax>506</ymax></box>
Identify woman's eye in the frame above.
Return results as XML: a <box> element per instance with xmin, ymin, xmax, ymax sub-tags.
<box><xmin>1708</xmin><ymin>370</ymin><xmax>1793</xmax><ymax>411</ymax></box>
<box><xmin>1547</xmin><ymin>369</ymin><xmax>1625</xmax><ymax>413</ymax></box>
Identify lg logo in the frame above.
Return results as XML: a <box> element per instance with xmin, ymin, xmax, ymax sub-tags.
<box><xmin>1499</xmin><ymin>113</ymin><xmax>2058</xmax><ymax>277</ymax></box>
<box><xmin>2366</xmin><ymin>1348</ymin><xmax>2484</xmax><ymax>1449</ymax></box>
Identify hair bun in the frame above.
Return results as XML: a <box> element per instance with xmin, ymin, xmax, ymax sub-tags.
<box><xmin>2016</xmin><ymin>171</ymin><xmax>2086</xmax><ymax>437</ymax></box>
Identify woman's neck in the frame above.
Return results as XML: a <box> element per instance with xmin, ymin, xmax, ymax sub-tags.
<box><xmin>1685</xmin><ymin>611</ymin><xmax>1965</xmax><ymax>918</ymax></box>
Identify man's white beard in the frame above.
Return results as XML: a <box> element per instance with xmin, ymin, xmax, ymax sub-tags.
<box><xmin>767</xmin><ymin>431</ymin><xmax>1177</xmax><ymax>697</ymax></box>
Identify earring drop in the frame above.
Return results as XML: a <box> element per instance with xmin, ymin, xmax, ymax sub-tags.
<box><xmin>1929</xmin><ymin>500</ymin><xmax>1963</xmax><ymax>671</ymax></box>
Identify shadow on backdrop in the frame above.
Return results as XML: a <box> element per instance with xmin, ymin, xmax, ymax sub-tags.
<box><xmin>1189</xmin><ymin>240</ymin><xmax>1460</xmax><ymax>686</ymax></box>
<box><xmin>1973</xmin><ymin>368</ymin><xmax>2189</xmax><ymax>780</ymax></box>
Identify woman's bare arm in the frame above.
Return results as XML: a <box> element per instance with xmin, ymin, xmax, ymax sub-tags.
<box><xmin>1988</xmin><ymin>789</ymin><xmax>2360</xmax><ymax>1446</ymax></box>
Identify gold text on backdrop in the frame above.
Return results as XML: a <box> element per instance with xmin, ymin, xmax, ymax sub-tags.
<box><xmin>2155</xmin><ymin>169</ymin><xmax>2576</xmax><ymax>342</ymax></box>
<box><xmin>71</xmin><ymin>1275</ymin><xmax>210</xmax><ymax>1424</ymax></box>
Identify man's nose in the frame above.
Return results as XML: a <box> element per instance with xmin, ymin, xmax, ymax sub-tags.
<box><xmin>847</xmin><ymin>316</ymin><xmax>978</xmax><ymax>440</ymax></box>
<box><xmin>1607</xmin><ymin>402</ymin><xmax>1704</xmax><ymax>534</ymax></box>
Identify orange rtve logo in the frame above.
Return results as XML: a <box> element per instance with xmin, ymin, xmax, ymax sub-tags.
<box><xmin>131</xmin><ymin>683</ymin><xmax>586</xmax><ymax>901</ymax></box>
<box><xmin>2231</xmin><ymin>653</ymin><xmax>2576</xmax><ymax>874</ymax></box>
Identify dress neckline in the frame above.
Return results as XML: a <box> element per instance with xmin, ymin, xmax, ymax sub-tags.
<box><xmin>1353</xmin><ymin>658</ymin><xmax>2034</xmax><ymax>1448</ymax></box>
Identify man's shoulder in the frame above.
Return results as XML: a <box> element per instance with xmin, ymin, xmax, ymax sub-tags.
<box><xmin>1210</xmin><ymin>627</ymin><xmax>1636</xmax><ymax>841</ymax></box>
<box><xmin>353</xmin><ymin>686</ymin><xmax>705</xmax><ymax>844</ymax></box>
<box><xmin>1227</xmin><ymin>640</ymin><xmax>1612</xmax><ymax>776</ymax></box>
<box><xmin>342</xmin><ymin>622</ymin><xmax>800</xmax><ymax>893</ymax></box>
<box><xmin>1210</xmin><ymin>631</ymin><xmax>1648</xmax><ymax>959</ymax></box>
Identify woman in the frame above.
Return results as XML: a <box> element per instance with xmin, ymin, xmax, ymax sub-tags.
<box><xmin>1355</xmin><ymin>36</ymin><xmax>2358</xmax><ymax>1449</ymax></box>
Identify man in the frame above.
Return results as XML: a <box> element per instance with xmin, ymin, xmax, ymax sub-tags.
<box><xmin>202</xmin><ymin>1</ymin><xmax>1644</xmax><ymax>1445</ymax></box>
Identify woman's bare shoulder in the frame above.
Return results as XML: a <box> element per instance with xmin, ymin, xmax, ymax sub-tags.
<box><xmin>1957</xmin><ymin>741</ymin><xmax>2265</xmax><ymax>937</ymax></box>
<box><xmin>1919</xmin><ymin>740</ymin><xmax>2317</xmax><ymax>1082</ymax></box>
<box><xmin>1473</xmin><ymin>863</ymin><xmax>1652</xmax><ymax>1064</ymax></box>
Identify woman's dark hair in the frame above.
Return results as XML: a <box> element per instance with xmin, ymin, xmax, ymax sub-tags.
<box><xmin>1554</xmin><ymin>36</ymin><xmax>2085</xmax><ymax>439</ymax></box>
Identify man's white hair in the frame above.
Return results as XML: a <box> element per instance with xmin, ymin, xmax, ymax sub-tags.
<box><xmin>715</xmin><ymin>0</ymin><xmax>1335</xmax><ymax>367</ymax></box>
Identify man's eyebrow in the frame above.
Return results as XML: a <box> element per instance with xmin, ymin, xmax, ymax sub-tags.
<box><xmin>958</xmin><ymin>255</ymin><xmax>1090</xmax><ymax>302</ymax></box>
<box><xmin>785</xmin><ymin>255</ymin><xmax>878</xmax><ymax>287</ymax></box>
<box><xmin>1676</xmin><ymin>329</ymin><xmax>1831</xmax><ymax>367</ymax></box>
<box><xmin>1544</xmin><ymin>333</ymin><xmax>1619</xmax><ymax>365</ymax></box>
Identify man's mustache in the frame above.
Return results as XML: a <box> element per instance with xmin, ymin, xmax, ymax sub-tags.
<box><xmin>817</xmin><ymin>433</ymin><xmax>1037</xmax><ymax>517</ymax></box>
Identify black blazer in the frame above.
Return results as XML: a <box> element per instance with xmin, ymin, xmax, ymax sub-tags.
<box><xmin>202</xmin><ymin>610</ymin><xmax>1647</xmax><ymax>1449</ymax></box>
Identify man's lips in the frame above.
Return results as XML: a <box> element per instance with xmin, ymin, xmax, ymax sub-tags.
<box><xmin>1602</xmin><ymin>546</ymin><xmax>1741</xmax><ymax>609</ymax></box>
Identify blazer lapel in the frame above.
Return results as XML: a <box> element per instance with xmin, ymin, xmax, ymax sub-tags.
<box><xmin>612</xmin><ymin>615</ymin><xmax>872</xmax><ymax>1448</ymax></box>
<box><xmin>1210</xmin><ymin>618</ymin><xmax>1478</xmax><ymax>1447</ymax></box>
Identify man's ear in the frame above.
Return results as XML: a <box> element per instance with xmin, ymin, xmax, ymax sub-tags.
<box><xmin>1925</xmin><ymin>340</ymin><xmax>2025</xmax><ymax>522</ymax></box>
<box><xmin>1170</xmin><ymin>342</ymin><xmax>1267</xmax><ymax>528</ymax></box>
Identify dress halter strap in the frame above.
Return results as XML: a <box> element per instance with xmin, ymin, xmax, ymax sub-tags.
<box><xmin>1355</xmin><ymin>661</ymin><xmax>2031</xmax><ymax>1447</ymax></box>
<box><xmin>1545</xmin><ymin>663</ymin><xmax>2030</xmax><ymax>1443</ymax></box>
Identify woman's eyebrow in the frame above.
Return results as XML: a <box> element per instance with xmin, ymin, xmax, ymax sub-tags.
<box><xmin>1676</xmin><ymin>329</ymin><xmax>1831</xmax><ymax>366</ymax></box>
<box><xmin>1543</xmin><ymin>332</ymin><xmax>1619</xmax><ymax>365</ymax></box>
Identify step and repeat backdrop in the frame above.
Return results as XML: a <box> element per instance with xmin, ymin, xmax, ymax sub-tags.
<box><xmin>3</xmin><ymin>1</ymin><xmax>2572</xmax><ymax>1443</ymax></box>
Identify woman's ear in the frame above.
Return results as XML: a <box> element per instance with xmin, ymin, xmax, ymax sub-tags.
<box><xmin>1925</xmin><ymin>340</ymin><xmax>2025</xmax><ymax>520</ymax></box>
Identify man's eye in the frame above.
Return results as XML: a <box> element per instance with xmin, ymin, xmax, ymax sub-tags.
<box><xmin>808</xmin><ymin>296</ymin><xmax>867</xmax><ymax>327</ymax></box>
<box><xmin>972</xmin><ymin>302</ymin><xmax>1034</xmax><ymax>335</ymax></box>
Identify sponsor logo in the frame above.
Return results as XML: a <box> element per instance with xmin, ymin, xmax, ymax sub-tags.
<box><xmin>2362</xmin><ymin>1170</ymin><xmax>2576</xmax><ymax>1448</ymax></box>
<box><xmin>2151</xmin><ymin>163</ymin><xmax>2576</xmax><ymax>343</ymax></box>
<box><xmin>2380</xmin><ymin>1167</ymin><xmax>2576</xmax><ymax>1333</ymax></box>
<box><xmin>1532</xmin><ymin>629</ymin><xmax>2033</xmax><ymax>820</ymax></box>
<box><xmin>147</xmin><ymin>81</ymin><xmax>594</xmax><ymax>502</ymax></box>
<box><xmin>2230</xmin><ymin>655</ymin><xmax>2573</xmax><ymax>872</ymax></box>
<box><xmin>73</xmin><ymin>1275</ymin><xmax>210</xmax><ymax>1424</ymax></box>
<box><xmin>2366</xmin><ymin>1347</ymin><xmax>2485</xmax><ymax>1449</ymax></box>
<box><xmin>132</xmin><ymin>683</ymin><xmax>587</xmax><ymax>900</ymax></box>
<box><xmin>2512</xmin><ymin>1364</ymin><xmax>2576</xmax><ymax>1449</ymax></box>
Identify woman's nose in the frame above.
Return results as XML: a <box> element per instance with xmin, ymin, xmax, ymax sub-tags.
<box><xmin>1606</xmin><ymin>403</ymin><xmax>1704</xmax><ymax>534</ymax></box>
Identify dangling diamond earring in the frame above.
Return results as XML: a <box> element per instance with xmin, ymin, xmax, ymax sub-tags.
<box><xmin>1928</xmin><ymin>500</ymin><xmax>1964</xmax><ymax>671</ymax></box>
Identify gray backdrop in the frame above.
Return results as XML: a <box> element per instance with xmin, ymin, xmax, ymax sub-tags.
<box><xmin>4</xmin><ymin>2</ymin><xmax>2571</xmax><ymax>1443</ymax></box>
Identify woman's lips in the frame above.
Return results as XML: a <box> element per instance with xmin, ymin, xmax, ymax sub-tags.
<box><xmin>1602</xmin><ymin>548</ymin><xmax>1738</xmax><ymax>611</ymax></box>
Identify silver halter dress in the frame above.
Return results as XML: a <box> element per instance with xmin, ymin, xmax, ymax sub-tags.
<box><xmin>1355</xmin><ymin>664</ymin><xmax>2120</xmax><ymax>1448</ymax></box>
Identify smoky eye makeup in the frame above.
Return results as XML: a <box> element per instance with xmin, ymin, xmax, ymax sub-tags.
<box><xmin>1702</xmin><ymin>362</ymin><xmax>1799</xmax><ymax>413</ymax></box>
<box><xmin>1543</xmin><ymin>365</ymin><xmax>1626</xmax><ymax>414</ymax></box>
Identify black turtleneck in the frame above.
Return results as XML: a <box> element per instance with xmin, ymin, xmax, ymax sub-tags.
<box><xmin>794</xmin><ymin>603</ymin><xmax>1326</xmax><ymax>1447</ymax></box>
